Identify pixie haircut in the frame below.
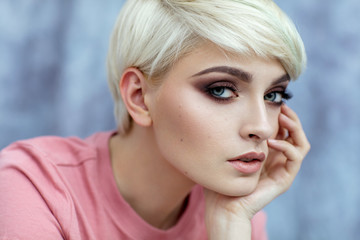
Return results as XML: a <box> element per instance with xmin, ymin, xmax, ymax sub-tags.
<box><xmin>107</xmin><ymin>0</ymin><xmax>306</xmax><ymax>134</ymax></box>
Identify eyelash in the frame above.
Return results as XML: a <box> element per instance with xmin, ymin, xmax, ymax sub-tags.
<box><xmin>205</xmin><ymin>81</ymin><xmax>238</xmax><ymax>102</ymax></box>
<box><xmin>264</xmin><ymin>90</ymin><xmax>293</xmax><ymax>106</ymax></box>
<box><xmin>205</xmin><ymin>82</ymin><xmax>293</xmax><ymax>105</ymax></box>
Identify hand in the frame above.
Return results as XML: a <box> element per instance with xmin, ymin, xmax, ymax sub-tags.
<box><xmin>204</xmin><ymin>104</ymin><xmax>310</xmax><ymax>239</ymax></box>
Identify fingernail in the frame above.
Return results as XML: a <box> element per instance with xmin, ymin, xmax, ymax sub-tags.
<box><xmin>268</xmin><ymin>139</ymin><xmax>276</xmax><ymax>143</ymax></box>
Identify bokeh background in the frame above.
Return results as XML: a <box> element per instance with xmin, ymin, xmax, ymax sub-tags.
<box><xmin>0</xmin><ymin>1</ymin><xmax>359</xmax><ymax>239</ymax></box>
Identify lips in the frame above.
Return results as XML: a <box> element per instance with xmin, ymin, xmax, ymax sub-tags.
<box><xmin>227</xmin><ymin>152</ymin><xmax>266</xmax><ymax>174</ymax></box>
<box><xmin>229</xmin><ymin>152</ymin><xmax>266</xmax><ymax>162</ymax></box>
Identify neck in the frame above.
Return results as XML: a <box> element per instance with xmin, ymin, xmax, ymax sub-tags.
<box><xmin>110</xmin><ymin>125</ymin><xmax>195</xmax><ymax>229</ymax></box>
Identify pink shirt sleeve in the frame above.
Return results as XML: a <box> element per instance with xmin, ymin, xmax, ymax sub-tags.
<box><xmin>251</xmin><ymin>211</ymin><xmax>268</xmax><ymax>240</ymax></box>
<box><xmin>0</xmin><ymin>144</ymin><xmax>65</xmax><ymax>239</ymax></box>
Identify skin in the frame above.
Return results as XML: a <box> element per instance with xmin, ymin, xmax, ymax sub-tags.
<box><xmin>110</xmin><ymin>44</ymin><xmax>310</xmax><ymax>238</ymax></box>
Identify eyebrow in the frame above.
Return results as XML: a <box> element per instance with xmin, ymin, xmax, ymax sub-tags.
<box><xmin>191</xmin><ymin>66</ymin><xmax>252</xmax><ymax>83</ymax></box>
<box><xmin>271</xmin><ymin>73</ymin><xmax>290</xmax><ymax>85</ymax></box>
<box><xmin>191</xmin><ymin>65</ymin><xmax>290</xmax><ymax>85</ymax></box>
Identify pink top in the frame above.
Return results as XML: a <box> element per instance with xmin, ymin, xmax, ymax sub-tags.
<box><xmin>0</xmin><ymin>131</ymin><xmax>267</xmax><ymax>240</ymax></box>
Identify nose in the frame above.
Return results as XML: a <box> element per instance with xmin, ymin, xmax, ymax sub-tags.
<box><xmin>239</xmin><ymin>101</ymin><xmax>274</xmax><ymax>142</ymax></box>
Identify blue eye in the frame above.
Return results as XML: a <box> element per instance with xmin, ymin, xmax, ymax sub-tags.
<box><xmin>264</xmin><ymin>92</ymin><xmax>282</xmax><ymax>103</ymax></box>
<box><xmin>209</xmin><ymin>87</ymin><xmax>234</xmax><ymax>99</ymax></box>
<box><xmin>264</xmin><ymin>91</ymin><xmax>292</xmax><ymax>105</ymax></box>
<box><xmin>205</xmin><ymin>81</ymin><xmax>238</xmax><ymax>101</ymax></box>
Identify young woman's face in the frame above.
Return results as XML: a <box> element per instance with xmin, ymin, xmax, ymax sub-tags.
<box><xmin>146</xmin><ymin>44</ymin><xmax>289</xmax><ymax>196</ymax></box>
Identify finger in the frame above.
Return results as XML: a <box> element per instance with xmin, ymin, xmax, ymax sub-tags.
<box><xmin>279</xmin><ymin>114</ymin><xmax>303</xmax><ymax>144</ymax></box>
<box><xmin>267</xmin><ymin>139</ymin><xmax>303</xmax><ymax>174</ymax></box>
<box><xmin>263</xmin><ymin>148</ymin><xmax>287</xmax><ymax>173</ymax></box>
<box><xmin>279</xmin><ymin>108</ymin><xmax>310</xmax><ymax>152</ymax></box>
<box><xmin>275</xmin><ymin>125</ymin><xmax>288</xmax><ymax>140</ymax></box>
<box><xmin>281</xmin><ymin>104</ymin><xmax>300</xmax><ymax>123</ymax></box>
<box><xmin>268</xmin><ymin>139</ymin><xmax>301</xmax><ymax>161</ymax></box>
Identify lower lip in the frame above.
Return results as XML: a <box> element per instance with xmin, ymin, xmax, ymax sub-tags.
<box><xmin>228</xmin><ymin>160</ymin><xmax>262</xmax><ymax>174</ymax></box>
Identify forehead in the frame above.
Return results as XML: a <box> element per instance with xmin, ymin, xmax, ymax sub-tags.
<box><xmin>164</xmin><ymin>44</ymin><xmax>286</xmax><ymax>81</ymax></box>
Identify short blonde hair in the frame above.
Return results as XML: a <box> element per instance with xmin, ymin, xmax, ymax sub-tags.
<box><xmin>107</xmin><ymin>0</ymin><xmax>306</xmax><ymax>134</ymax></box>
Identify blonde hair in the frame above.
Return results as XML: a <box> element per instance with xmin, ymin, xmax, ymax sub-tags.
<box><xmin>107</xmin><ymin>0</ymin><xmax>307</xmax><ymax>134</ymax></box>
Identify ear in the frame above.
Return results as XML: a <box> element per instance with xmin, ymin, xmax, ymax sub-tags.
<box><xmin>119</xmin><ymin>67</ymin><xmax>152</xmax><ymax>127</ymax></box>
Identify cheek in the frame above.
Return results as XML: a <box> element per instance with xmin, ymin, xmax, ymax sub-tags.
<box><xmin>151</xmin><ymin>87</ymin><xmax>210</xmax><ymax>156</ymax></box>
<box><xmin>150</xmin><ymin>86</ymin><xmax>227</xmax><ymax>176</ymax></box>
<box><xmin>269</xmin><ymin>108</ymin><xmax>281</xmax><ymax>138</ymax></box>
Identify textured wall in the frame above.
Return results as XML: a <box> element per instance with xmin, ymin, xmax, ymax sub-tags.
<box><xmin>266</xmin><ymin>1</ymin><xmax>360</xmax><ymax>239</ymax></box>
<box><xmin>0</xmin><ymin>0</ymin><xmax>121</xmax><ymax>142</ymax></box>
<box><xmin>1</xmin><ymin>1</ymin><xmax>359</xmax><ymax>239</ymax></box>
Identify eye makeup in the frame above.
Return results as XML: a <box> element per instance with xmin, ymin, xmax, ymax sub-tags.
<box><xmin>204</xmin><ymin>80</ymin><xmax>239</xmax><ymax>102</ymax></box>
<box><xmin>191</xmin><ymin>67</ymin><xmax>292</xmax><ymax>106</ymax></box>
<box><xmin>264</xmin><ymin>89</ymin><xmax>293</xmax><ymax>106</ymax></box>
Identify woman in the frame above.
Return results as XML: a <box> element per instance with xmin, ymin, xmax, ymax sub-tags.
<box><xmin>0</xmin><ymin>0</ymin><xmax>310</xmax><ymax>239</ymax></box>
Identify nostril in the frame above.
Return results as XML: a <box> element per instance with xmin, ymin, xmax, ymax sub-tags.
<box><xmin>249</xmin><ymin>134</ymin><xmax>258</xmax><ymax>139</ymax></box>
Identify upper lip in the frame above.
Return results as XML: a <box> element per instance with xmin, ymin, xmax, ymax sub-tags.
<box><xmin>228</xmin><ymin>152</ymin><xmax>266</xmax><ymax>162</ymax></box>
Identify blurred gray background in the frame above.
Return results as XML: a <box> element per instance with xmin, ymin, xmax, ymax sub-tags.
<box><xmin>0</xmin><ymin>1</ymin><xmax>359</xmax><ymax>239</ymax></box>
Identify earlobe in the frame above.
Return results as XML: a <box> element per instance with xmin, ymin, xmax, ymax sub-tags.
<box><xmin>119</xmin><ymin>68</ymin><xmax>152</xmax><ymax>127</ymax></box>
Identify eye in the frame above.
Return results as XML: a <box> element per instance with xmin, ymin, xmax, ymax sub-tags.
<box><xmin>209</xmin><ymin>86</ymin><xmax>236</xmax><ymax>99</ymax></box>
<box><xmin>264</xmin><ymin>91</ymin><xmax>292</xmax><ymax>105</ymax></box>
<box><xmin>264</xmin><ymin>92</ymin><xmax>283</xmax><ymax>103</ymax></box>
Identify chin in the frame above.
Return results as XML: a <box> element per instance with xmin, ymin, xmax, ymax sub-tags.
<box><xmin>222</xmin><ymin>185</ymin><xmax>257</xmax><ymax>197</ymax></box>
<box><xmin>210</xmin><ymin>177</ymin><xmax>259</xmax><ymax>197</ymax></box>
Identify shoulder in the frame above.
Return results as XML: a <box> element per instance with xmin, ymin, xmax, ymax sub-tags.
<box><xmin>0</xmin><ymin>131</ymin><xmax>112</xmax><ymax>167</ymax></box>
<box><xmin>0</xmin><ymin>131</ymin><xmax>111</xmax><ymax>194</ymax></box>
<box><xmin>0</xmin><ymin>131</ymin><xmax>114</xmax><ymax>239</ymax></box>
<box><xmin>0</xmin><ymin>131</ymin><xmax>112</xmax><ymax>200</ymax></box>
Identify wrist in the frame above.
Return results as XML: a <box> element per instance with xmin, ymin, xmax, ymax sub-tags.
<box><xmin>206</xmin><ymin>213</ymin><xmax>252</xmax><ymax>240</ymax></box>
